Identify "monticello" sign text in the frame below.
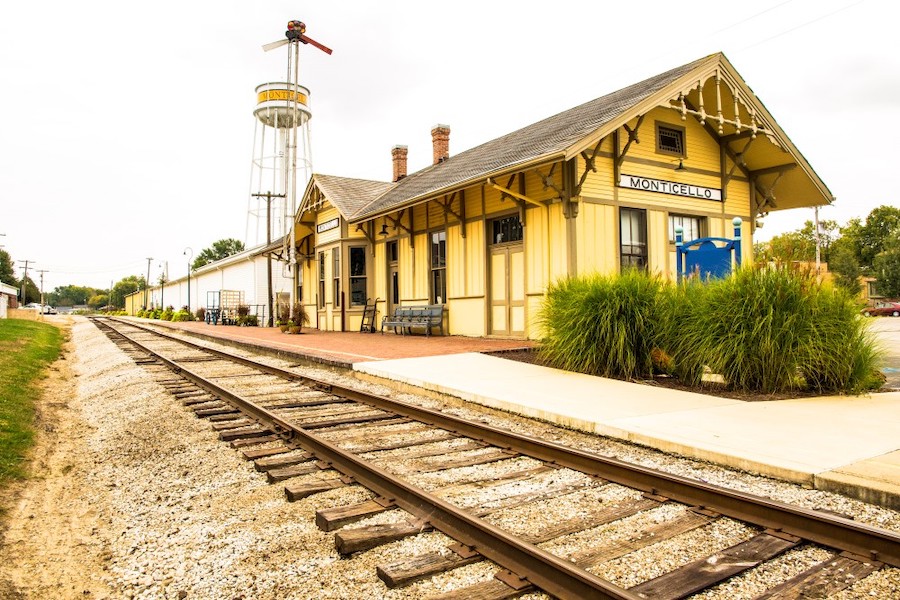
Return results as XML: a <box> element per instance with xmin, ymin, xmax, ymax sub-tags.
<box><xmin>619</xmin><ymin>174</ymin><xmax>722</xmax><ymax>201</ymax></box>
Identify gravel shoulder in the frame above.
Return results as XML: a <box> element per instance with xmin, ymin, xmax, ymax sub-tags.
<box><xmin>0</xmin><ymin>317</ymin><xmax>897</xmax><ymax>599</ymax></box>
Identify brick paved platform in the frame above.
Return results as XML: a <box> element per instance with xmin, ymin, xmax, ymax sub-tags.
<box><xmin>131</xmin><ymin>318</ymin><xmax>533</xmax><ymax>367</ymax></box>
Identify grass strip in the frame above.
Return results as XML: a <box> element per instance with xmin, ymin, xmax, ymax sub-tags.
<box><xmin>0</xmin><ymin>319</ymin><xmax>63</xmax><ymax>483</ymax></box>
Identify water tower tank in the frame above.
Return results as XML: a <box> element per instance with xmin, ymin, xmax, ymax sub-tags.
<box><xmin>254</xmin><ymin>82</ymin><xmax>312</xmax><ymax>128</ymax></box>
<box><xmin>246</xmin><ymin>82</ymin><xmax>314</xmax><ymax>249</ymax></box>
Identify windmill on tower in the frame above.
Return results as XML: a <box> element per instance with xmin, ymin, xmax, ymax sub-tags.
<box><xmin>247</xmin><ymin>20</ymin><xmax>332</xmax><ymax>325</ymax></box>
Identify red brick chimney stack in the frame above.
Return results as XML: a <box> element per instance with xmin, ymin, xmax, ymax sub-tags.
<box><xmin>431</xmin><ymin>124</ymin><xmax>450</xmax><ymax>165</ymax></box>
<box><xmin>391</xmin><ymin>145</ymin><xmax>408</xmax><ymax>182</ymax></box>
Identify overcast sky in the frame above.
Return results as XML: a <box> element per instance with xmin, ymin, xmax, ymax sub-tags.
<box><xmin>2</xmin><ymin>0</ymin><xmax>896</xmax><ymax>292</ymax></box>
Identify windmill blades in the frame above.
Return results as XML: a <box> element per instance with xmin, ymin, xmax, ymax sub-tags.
<box><xmin>299</xmin><ymin>34</ymin><xmax>333</xmax><ymax>55</ymax></box>
<box><xmin>262</xmin><ymin>38</ymin><xmax>290</xmax><ymax>52</ymax></box>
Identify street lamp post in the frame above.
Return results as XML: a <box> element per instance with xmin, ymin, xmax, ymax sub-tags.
<box><xmin>145</xmin><ymin>257</ymin><xmax>153</xmax><ymax>309</ymax></box>
<box><xmin>158</xmin><ymin>261</ymin><xmax>168</xmax><ymax>309</ymax></box>
<box><xmin>184</xmin><ymin>247</ymin><xmax>193</xmax><ymax>315</ymax></box>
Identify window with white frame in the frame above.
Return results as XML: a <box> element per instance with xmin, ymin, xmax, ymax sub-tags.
<box><xmin>668</xmin><ymin>214</ymin><xmax>704</xmax><ymax>243</ymax></box>
<box><xmin>333</xmin><ymin>249</ymin><xmax>341</xmax><ymax>308</ymax></box>
<box><xmin>318</xmin><ymin>252</ymin><xmax>326</xmax><ymax>309</ymax></box>
<box><xmin>349</xmin><ymin>246</ymin><xmax>367</xmax><ymax>306</ymax></box>
<box><xmin>620</xmin><ymin>207</ymin><xmax>648</xmax><ymax>270</ymax></box>
<box><xmin>430</xmin><ymin>230</ymin><xmax>446</xmax><ymax>304</ymax></box>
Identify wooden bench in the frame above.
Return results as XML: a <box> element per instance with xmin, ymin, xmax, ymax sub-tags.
<box><xmin>381</xmin><ymin>304</ymin><xmax>444</xmax><ymax>336</ymax></box>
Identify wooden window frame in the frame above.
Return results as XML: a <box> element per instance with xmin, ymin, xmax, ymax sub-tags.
<box><xmin>655</xmin><ymin>121</ymin><xmax>686</xmax><ymax>158</ymax></box>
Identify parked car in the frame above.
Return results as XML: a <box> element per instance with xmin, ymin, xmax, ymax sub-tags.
<box><xmin>861</xmin><ymin>301</ymin><xmax>900</xmax><ymax>317</ymax></box>
<box><xmin>22</xmin><ymin>302</ymin><xmax>58</xmax><ymax>314</ymax></box>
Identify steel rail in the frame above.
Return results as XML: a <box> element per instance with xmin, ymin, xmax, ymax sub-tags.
<box><xmin>102</xmin><ymin>318</ymin><xmax>900</xmax><ymax>568</ymax></box>
<box><xmin>97</xmin><ymin>318</ymin><xmax>637</xmax><ymax>599</ymax></box>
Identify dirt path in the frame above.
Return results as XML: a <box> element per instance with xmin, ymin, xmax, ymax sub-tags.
<box><xmin>0</xmin><ymin>318</ymin><xmax>109</xmax><ymax>598</ymax></box>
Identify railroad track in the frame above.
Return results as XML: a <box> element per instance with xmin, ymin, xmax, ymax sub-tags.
<box><xmin>91</xmin><ymin>317</ymin><xmax>900</xmax><ymax>599</ymax></box>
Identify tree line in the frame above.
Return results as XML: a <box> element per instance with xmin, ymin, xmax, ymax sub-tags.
<box><xmin>754</xmin><ymin>205</ymin><xmax>900</xmax><ymax>298</ymax></box>
<box><xmin>0</xmin><ymin>238</ymin><xmax>245</xmax><ymax>309</ymax></box>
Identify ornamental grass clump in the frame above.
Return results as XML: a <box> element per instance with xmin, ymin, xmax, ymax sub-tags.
<box><xmin>801</xmin><ymin>285</ymin><xmax>883</xmax><ymax>393</ymax></box>
<box><xmin>536</xmin><ymin>270</ymin><xmax>663</xmax><ymax>380</ymax></box>
<box><xmin>672</xmin><ymin>266</ymin><xmax>882</xmax><ymax>394</ymax></box>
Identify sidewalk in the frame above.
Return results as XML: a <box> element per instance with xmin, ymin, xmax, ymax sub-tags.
<box><xmin>354</xmin><ymin>353</ymin><xmax>900</xmax><ymax>509</ymax></box>
<box><xmin>133</xmin><ymin>317</ymin><xmax>900</xmax><ymax>509</ymax></box>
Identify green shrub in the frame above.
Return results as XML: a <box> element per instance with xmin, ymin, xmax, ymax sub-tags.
<box><xmin>171</xmin><ymin>310</ymin><xmax>191</xmax><ymax>322</ymax></box>
<box><xmin>538</xmin><ymin>267</ymin><xmax>882</xmax><ymax>395</ymax></box>
<box><xmin>668</xmin><ymin>267</ymin><xmax>882</xmax><ymax>394</ymax></box>
<box><xmin>160</xmin><ymin>308</ymin><xmax>174</xmax><ymax>321</ymax></box>
<box><xmin>536</xmin><ymin>270</ymin><xmax>664</xmax><ymax>379</ymax></box>
<box><xmin>801</xmin><ymin>285</ymin><xmax>882</xmax><ymax>393</ymax></box>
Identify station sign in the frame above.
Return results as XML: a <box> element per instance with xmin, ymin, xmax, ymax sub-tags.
<box><xmin>316</xmin><ymin>218</ymin><xmax>339</xmax><ymax>233</ymax></box>
<box><xmin>619</xmin><ymin>174</ymin><xmax>722</xmax><ymax>201</ymax></box>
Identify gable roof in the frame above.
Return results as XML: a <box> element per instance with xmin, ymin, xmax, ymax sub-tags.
<box><xmin>306</xmin><ymin>52</ymin><xmax>831</xmax><ymax>224</ymax></box>
<box><xmin>301</xmin><ymin>174</ymin><xmax>394</xmax><ymax>219</ymax></box>
<box><xmin>351</xmin><ymin>55</ymin><xmax>714</xmax><ymax>221</ymax></box>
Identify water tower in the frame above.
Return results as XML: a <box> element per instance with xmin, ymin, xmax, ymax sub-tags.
<box><xmin>246</xmin><ymin>81</ymin><xmax>313</xmax><ymax>250</ymax></box>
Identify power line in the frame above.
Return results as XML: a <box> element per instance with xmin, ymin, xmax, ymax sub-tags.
<box><xmin>734</xmin><ymin>0</ymin><xmax>866</xmax><ymax>54</ymax></box>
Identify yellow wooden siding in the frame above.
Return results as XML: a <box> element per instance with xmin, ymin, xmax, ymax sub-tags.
<box><xmin>575</xmin><ymin>203</ymin><xmax>617</xmax><ymax>276</ymax></box>
<box><xmin>465</xmin><ymin>220</ymin><xmax>485</xmax><ymax>297</ymax></box>
<box><xmin>464</xmin><ymin>186</ymin><xmax>484</xmax><ymax>218</ymax></box>
<box><xmin>447</xmin><ymin>298</ymin><xmax>484</xmax><ymax>336</ymax></box>
<box><xmin>547</xmin><ymin>203</ymin><xmax>570</xmax><ymax>281</ymax></box>
<box><xmin>447</xmin><ymin>223</ymin><xmax>465</xmax><ymax>299</ymax></box>
<box><xmin>427</xmin><ymin>200</ymin><xmax>446</xmax><ymax>228</ymax></box>
<box><xmin>723</xmin><ymin>176</ymin><xmax>751</xmax><ymax>218</ymax></box>
<box><xmin>316</xmin><ymin>208</ymin><xmax>341</xmax><ymax>245</ymax></box>
<box><xmin>412</xmin><ymin>204</ymin><xmax>428</xmax><ymax>233</ymax></box>
<box><xmin>524</xmin><ymin>205</ymin><xmax>548</xmax><ymax>294</ymax></box>
<box><xmin>348</xmin><ymin>223</ymin><xmax>367</xmax><ymax>239</ymax></box>
<box><xmin>484</xmin><ymin>185</ymin><xmax>515</xmax><ymax>216</ymax></box>
<box><xmin>647</xmin><ymin>210</ymin><xmax>668</xmax><ymax>275</ymax></box>
<box><xmin>526</xmin><ymin>295</ymin><xmax>545</xmax><ymax>339</ymax></box>
<box><xmin>579</xmin><ymin>138</ymin><xmax>616</xmax><ymax>199</ymax></box>
<box><xmin>373</xmin><ymin>242</ymin><xmax>386</xmax><ymax>306</ymax></box>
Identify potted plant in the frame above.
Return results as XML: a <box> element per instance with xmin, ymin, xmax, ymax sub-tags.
<box><xmin>277</xmin><ymin>302</ymin><xmax>291</xmax><ymax>332</ymax></box>
<box><xmin>292</xmin><ymin>302</ymin><xmax>310</xmax><ymax>333</ymax></box>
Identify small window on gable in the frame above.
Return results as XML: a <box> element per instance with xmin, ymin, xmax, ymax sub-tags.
<box><xmin>656</xmin><ymin>123</ymin><xmax>685</xmax><ymax>157</ymax></box>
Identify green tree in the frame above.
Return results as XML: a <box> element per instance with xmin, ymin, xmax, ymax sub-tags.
<box><xmin>87</xmin><ymin>294</ymin><xmax>109</xmax><ymax>309</ymax></box>
<box><xmin>192</xmin><ymin>238</ymin><xmax>245</xmax><ymax>270</ymax></box>
<box><xmin>20</xmin><ymin>275</ymin><xmax>40</xmax><ymax>304</ymax></box>
<box><xmin>858</xmin><ymin>206</ymin><xmax>900</xmax><ymax>267</ymax></box>
<box><xmin>0</xmin><ymin>249</ymin><xmax>15</xmax><ymax>285</ymax></box>
<box><xmin>111</xmin><ymin>275</ymin><xmax>144</xmax><ymax>309</ymax></box>
<box><xmin>874</xmin><ymin>247</ymin><xmax>900</xmax><ymax>298</ymax></box>
<box><xmin>47</xmin><ymin>285</ymin><xmax>100</xmax><ymax>307</ymax></box>
<box><xmin>757</xmin><ymin>219</ymin><xmax>838</xmax><ymax>265</ymax></box>
<box><xmin>828</xmin><ymin>242</ymin><xmax>862</xmax><ymax>296</ymax></box>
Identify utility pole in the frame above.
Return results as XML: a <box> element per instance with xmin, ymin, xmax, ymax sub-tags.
<box><xmin>17</xmin><ymin>259</ymin><xmax>32</xmax><ymax>304</ymax></box>
<box><xmin>814</xmin><ymin>205</ymin><xmax>822</xmax><ymax>283</ymax></box>
<box><xmin>145</xmin><ymin>257</ymin><xmax>153</xmax><ymax>309</ymax></box>
<box><xmin>37</xmin><ymin>269</ymin><xmax>48</xmax><ymax>311</ymax></box>
<box><xmin>252</xmin><ymin>191</ymin><xmax>285</xmax><ymax>327</ymax></box>
<box><xmin>184</xmin><ymin>247</ymin><xmax>193</xmax><ymax>315</ymax></box>
<box><xmin>159</xmin><ymin>261</ymin><xmax>168</xmax><ymax>309</ymax></box>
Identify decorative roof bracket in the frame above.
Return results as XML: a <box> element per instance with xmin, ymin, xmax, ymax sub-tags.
<box><xmin>487</xmin><ymin>177</ymin><xmax>546</xmax><ymax>208</ymax></box>
<box><xmin>355</xmin><ymin>222</ymin><xmax>376</xmax><ymax>247</ymax></box>
<box><xmin>575</xmin><ymin>138</ymin><xmax>604</xmax><ymax>196</ymax></box>
<box><xmin>534</xmin><ymin>163</ymin><xmax>564</xmax><ymax>200</ymax></box>
<box><xmin>615</xmin><ymin>115</ymin><xmax>645</xmax><ymax>170</ymax></box>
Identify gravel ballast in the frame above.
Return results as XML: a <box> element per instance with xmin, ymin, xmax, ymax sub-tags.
<box><xmin>0</xmin><ymin>317</ymin><xmax>897</xmax><ymax>599</ymax></box>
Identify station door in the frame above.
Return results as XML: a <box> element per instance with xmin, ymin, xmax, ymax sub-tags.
<box><xmin>489</xmin><ymin>243</ymin><xmax>525</xmax><ymax>336</ymax></box>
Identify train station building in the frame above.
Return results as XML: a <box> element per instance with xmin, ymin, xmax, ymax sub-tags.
<box><xmin>293</xmin><ymin>52</ymin><xmax>832</xmax><ymax>339</ymax></box>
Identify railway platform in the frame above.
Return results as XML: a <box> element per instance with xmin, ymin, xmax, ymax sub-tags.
<box><xmin>129</xmin><ymin>317</ymin><xmax>900</xmax><ymax>509</ymax></box>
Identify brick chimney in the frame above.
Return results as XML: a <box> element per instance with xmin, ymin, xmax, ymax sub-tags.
<box><xmin>431</xmin><ymin>124</ymin><xmax>450</xmax><ymax>165</ymax></box>
<box><xmin>391</xmin><ymin>145</ymin><xmax>408</xmax><ymax>182</ymax></box>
